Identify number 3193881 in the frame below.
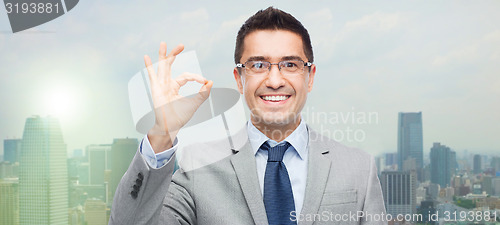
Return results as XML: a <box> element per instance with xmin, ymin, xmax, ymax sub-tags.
<box><xmin>5</xmin><ymin>2</ymin><xmax>60</xmax><ymax>14</ymax></box>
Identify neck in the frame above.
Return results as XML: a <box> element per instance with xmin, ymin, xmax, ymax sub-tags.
<box><xmin>251</xmin><ymin>116</ymin><xmax>301</xmax><ymax>142</ymax></box>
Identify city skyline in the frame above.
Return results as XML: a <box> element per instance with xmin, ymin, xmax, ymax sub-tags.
<box><xmin>1</xmin><ymin>108</ymin><xmax>499</xmax><ymax>162</ymax></box>
<box><xmin>1</xmin><ymin>112</ymin><xmax>500</xmax><ymax>224</ymax></box>
<box><xmin>0</xmin><ymin>115</ymin><xmax>139</xmax><ymax>225</ymax></box>
<box><xmin>2</xmin><ymin>114</ymin><xmax>499</xmax><ymax>177</ymax></box>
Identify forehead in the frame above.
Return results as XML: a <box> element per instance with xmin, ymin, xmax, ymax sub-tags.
<box><xmin>240</xmin><ymin>30</ymin><xmax>306</xmax><ymax>62</ymax></box>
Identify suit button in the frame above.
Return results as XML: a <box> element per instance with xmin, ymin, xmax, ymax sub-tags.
<box><xmin>136</xmin><ymin>179</ymin><xmax>143</xmax><ymax>186</ymax></box>
<box><xmin>133</xmin><ymin>184</ymin><xmax>140</xmax><ymax>191</ymax></box>
<box><xmin>131</xmin><ymin>190</ymin><xmax>138</xmax><ymax>199</ymax></box>
<box><xmin>138</xmin><ymin>172</ymin><xmax>144</xmax><ymax>180</ymax></box>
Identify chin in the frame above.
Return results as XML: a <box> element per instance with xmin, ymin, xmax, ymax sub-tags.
<box><xmin>253</xmin><ymin>112</ymin><xmax>299</xmax><ymax>127</ymax></box>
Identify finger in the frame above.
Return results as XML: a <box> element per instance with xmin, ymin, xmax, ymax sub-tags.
<box><xmin>195</xmin><ymin>80</ymin><xmax>214</xmax><ymax>104</ymax></box>
<box><xmin>165</xmin><ymin>44</ymin><xmax>184</xmax><ymax>64</ymax></box>
<box><xmin>157</xmin><ymin>42</ymin><xmax>170</xmax><ymax>82</ymax></box>
<box><xmin>144</xmin><ymin>55</ymin><xmax>156</xmax><ymax>81</ymax></box>
<box><xmin>168</xmin><ymin>44</ymin><xmax>185</xmax><ymax>57</ymax></box>
<box><xmin>174</xmin><ymin>72</ymin><xmax>207</xmax><ymax>92</ymax></box>
<box><xmin>158</xmin><ymin>42</ymin><xmax>167</xmax><ymax>60</ymax></box>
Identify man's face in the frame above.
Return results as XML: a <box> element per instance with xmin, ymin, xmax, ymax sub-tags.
<box><xmin>233</xmin><ymin>30</ymin><xmax>316</xmax><ymax>129</ymax></box>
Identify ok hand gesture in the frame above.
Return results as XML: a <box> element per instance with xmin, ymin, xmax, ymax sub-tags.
<box><xmin>144</xmin><ymin>42</ymin><xmax>213</xmax><ymax>153</ymax></box>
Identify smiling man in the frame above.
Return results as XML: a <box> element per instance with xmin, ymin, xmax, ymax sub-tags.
<box><xmin>234</xmin><ymin>29</ymin><xmax>314</xmax><ymax>142</ymax></box>
<box><xmin>110</xmin><ymin>7</ymin><xmax>386</xmax><ymax>225</ymax></box>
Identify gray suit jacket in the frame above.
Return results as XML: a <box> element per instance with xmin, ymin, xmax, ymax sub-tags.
<box><xmin>109</xmin><ymin>127</ymin><xmax>387</xmax><ymax>225</ymax></box>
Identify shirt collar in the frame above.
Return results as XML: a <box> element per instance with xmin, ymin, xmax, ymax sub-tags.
<box><xmin>247</xmin><ymin>117</ymin><xmax>309</xmax><ymax>160</ymax></box>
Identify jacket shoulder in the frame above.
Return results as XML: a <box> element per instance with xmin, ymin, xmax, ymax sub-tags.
<box><xmin>308</xmin><ymin>128</ymin><xmax>375</xmax><ymax>168</ymax></box>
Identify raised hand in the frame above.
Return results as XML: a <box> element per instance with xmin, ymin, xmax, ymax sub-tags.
<box><xmin>145</xmin><ymin>42</ymin><xmax>213</xmax><ymax>153</ymax></box>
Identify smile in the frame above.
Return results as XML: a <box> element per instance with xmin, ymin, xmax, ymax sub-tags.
<box><xmin>260</xmin><ymin>95</ymin><xmax>290</xmax><ymax>102</ymax></box>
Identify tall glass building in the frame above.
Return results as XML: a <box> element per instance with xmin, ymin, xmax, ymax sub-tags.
<box><xmin>19</xmin><ymin>116</ymin><xmax>68</xmax><ymax>225</ymax></box>
<box><xmin>430</xmin><ymin>142</ymin><xmax>456</xmax><ymax>188</ymax></box>
<box><xmin>473</xmin><ymin>154</ymin><xmax>482</xmax><ymax>174</ymax></box>
<box><xmin>109</xmin><ymin>138</ymin><xmax>138</xmax><ymax>204</ymax></box>
<box><xmin>397</xmin><ymin>112</ymin><xmax>423</xmax><ymax>178</ymax></box>
<box><xmin>3</xmin><ymin>139</ymin><xmax>21</xmax><ymax>163</ymax></box>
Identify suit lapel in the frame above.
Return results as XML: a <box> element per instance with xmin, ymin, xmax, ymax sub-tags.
<box><xmin>231</xmin><ymin>142</ymin><xmax>269</xmax><ymax>225</ymax></box>
<box><xmin>299</xmin><ymin>129</ymin><xmax>332</xmax><ymax>225</ymax></box>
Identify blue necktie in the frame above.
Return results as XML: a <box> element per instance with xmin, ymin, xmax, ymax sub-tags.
<box><xmin>262</xmin><ymin>141</ymin><xmax>296</xmax><ymax>225</ymax></box>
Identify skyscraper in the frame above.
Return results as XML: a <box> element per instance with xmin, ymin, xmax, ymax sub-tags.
<box><xmin>481</xmin><ymin>175</ymin><xmax>493</xmax><ymax>195</ymax></box>
<box><xmin>3</xmin><ymin>139</ymin><xmax>21</xmax><ymax>163</ymax></box>
<box><xmin>381</xmin><ymin>171</ymin><xmax>417</xmax><ymax>219</ymax></box>
<box><xmin>86</xmin><ymin>144</ymin><xmax>111</xmax><ymax>185</ymax></box>
<box><xmin>84</xmin><ymin>199</ymin><xmax>108</xmax><ymax>225</ymax></box>
<box><xmin>430</xmin><ymin>142</ymin><xmax>456</xmax><ymax>188</ymax></box>
<box><xmin>109</xmin><ymin>138</ymin><xmax>138</xmax><ymax>203</ymax></box>
<box><xmin>385</xmin><ymin>152</ymin><xmax>398</xmax><ymax>168</ymax></box>
<box><xmin>0</xmin><ymin>161</ymin><xmax>18</xmax><ymax>179</ymax></box>
<box><xmin>19</xmin><ymin>116</ymin><xmax>68</xmax><ymax>225</ymax></box>
<box><xmin>473</xmin><ymin>154</ymin><xmax>482</xmax><ymax>174</ymax></box>
<box><xmin>491</xmin><ymin>157</ymin><xmax>500</xmax><ymax>174</ymax></box>
<box><xmin>0</xmin><ymin>177</ymin><xmax>19</xmax><ymax>225</ymax></box>
<box><xmin>397</xmin><ymin>112</ymin><xmax>423</xmax><ymax>180</ymax></box>
<box><xmin>493</xmin><ymin>178</ymin><xmax>500</xmax><ymax>196</ymax></box>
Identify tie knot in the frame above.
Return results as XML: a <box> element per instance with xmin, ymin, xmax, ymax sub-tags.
<box><xmin>261</xmin><ymin>141</ymin><xmax>291</xmax><ymax>162</ymax></box>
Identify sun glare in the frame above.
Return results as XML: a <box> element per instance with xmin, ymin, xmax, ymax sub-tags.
<box><xmin>44</xmin><ymin>87</ymin><xmax>77</xmax><ymax>119</ymax></box>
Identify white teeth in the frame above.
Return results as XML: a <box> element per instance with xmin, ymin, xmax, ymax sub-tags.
<box><xmin>262</xmin><ymin>95</ymin><xmax>289</xmax><ymax>101</ymax></box>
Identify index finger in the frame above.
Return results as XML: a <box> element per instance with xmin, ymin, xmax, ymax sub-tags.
<box><xmin>144</xmin><ymin>55</ymin><xmax>156</xmax><ymax>81</ymax></box>
<box><xmin>157</xmin><ymin>43</ymin><xmax>184</xmax><ymax>82</ymax></box>
<box><xmin>165</xmin><ymin>44</ymin><xmax>185</xmax><ymax>64</ymax></box>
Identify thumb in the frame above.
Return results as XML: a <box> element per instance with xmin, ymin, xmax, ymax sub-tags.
<box><xmin>194</xmin><ymin>80</ymin><xmax>213</xmax><ymax>105</ymax></box>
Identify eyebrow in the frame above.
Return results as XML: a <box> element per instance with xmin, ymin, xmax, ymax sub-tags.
<box><xmin>245</xmin><ymin>55</ymin><xmax>305</xmax><ymax>62</ymax></box>
<box><xmin>281</xmin><ymin>55</ymin><xmax>304</xmax><ymax>61</ymax></box>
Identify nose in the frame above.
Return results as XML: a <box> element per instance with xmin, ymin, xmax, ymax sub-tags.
<box><xmin>264</xmin><ymin>64</ymin><xmax>286</xmax><ymax>89</ymax></box>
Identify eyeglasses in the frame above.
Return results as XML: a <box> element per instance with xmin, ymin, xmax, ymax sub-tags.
<box><xmin>236</xmin><ymin>59</ymin><xmax>312</xmax><ymax>76</ymax></box>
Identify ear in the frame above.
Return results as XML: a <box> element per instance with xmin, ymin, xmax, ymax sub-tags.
<box><xmin>307</xmin><ymin>64</ymin><xmax>316</xmax><ymax>92</ymax></box>
<box><xmin>233</xmin><ymin>68</ymin><xmax>244</xmax><ymax>94</ymax></box>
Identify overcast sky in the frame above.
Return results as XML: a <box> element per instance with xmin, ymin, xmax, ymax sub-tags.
<box><xmin>1</xmin><ymin>0</ymin><xmax>499</xmax><ymax>158</ymax></box>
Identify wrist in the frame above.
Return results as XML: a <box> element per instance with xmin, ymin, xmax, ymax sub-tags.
<box><xmin>147</xmin><ymin>125</ymin><xmax>177</xmax><ymax>153</ymax></box>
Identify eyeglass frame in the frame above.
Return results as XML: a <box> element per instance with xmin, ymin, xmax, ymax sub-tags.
<box><xmin>235</xmin><ymin>59</ymin><xmax>313</xmax><ymax>76</ymax></box>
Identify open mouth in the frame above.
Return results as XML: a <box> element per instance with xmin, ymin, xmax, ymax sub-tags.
<box><xmin>260</xmin><ymin>95</ymin><xmax>291</xmax><ymax>102</ymax></box>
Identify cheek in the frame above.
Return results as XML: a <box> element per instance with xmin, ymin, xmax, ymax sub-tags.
<box><xmin>242</xmin><ymin>78</ymin><xmax>260</xmax><ymax>97</ymax></box>
<box><xmin>291</xmin><ymin>78</ymin><xmax>309</xmax><ymax>96</ymax></box>
<box><xmin>241</xmin><ymin>81</ymin><xmax>256</xmax><ymax>105</ymax></box>
<box><xmin>242</xmin><ymin>82</ymin><xmax>251</xmax><ymax>97</ymax></box>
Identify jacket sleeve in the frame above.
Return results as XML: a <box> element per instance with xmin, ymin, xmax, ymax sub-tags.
<box><xmin>108</xmin><ymin>144</ymin><xmax>196</xmax><ymax>225</ymax></box>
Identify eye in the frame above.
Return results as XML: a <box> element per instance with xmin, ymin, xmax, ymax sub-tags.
<box><xmin>251</xmin><ymin>62</ymin><xmax>266</xmax><ymax>69</ymax></box>
<box><xmin>282</xmin><ymin>61</ymin><xmax>298</xmax><ymax>68</ymax></box>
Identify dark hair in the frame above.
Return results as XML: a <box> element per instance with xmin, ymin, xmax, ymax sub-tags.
<box><xmin>234</xmin><ymin>7</ymin><xmax>314</xmax><ymax>64</ymax></box>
